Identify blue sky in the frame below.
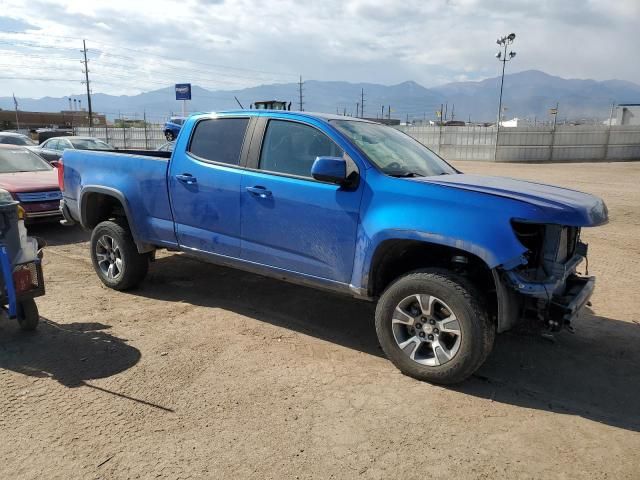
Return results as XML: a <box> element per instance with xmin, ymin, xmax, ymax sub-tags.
<box><xmin>1</xmin><ymin>0</ymin><xmax>638</xmax><ymax>98</ymax></box>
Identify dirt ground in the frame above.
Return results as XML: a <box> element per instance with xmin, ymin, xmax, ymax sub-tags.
<box><xmin>1</xmin><ymin>161</ymin><xmax>639</xmax><ymax>479</ymax></box>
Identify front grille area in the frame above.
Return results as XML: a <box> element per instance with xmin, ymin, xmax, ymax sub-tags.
<box><xmin>512</xmin><ymin>222</ymin><xmax>582</xmax><ymax>281</ymax></box>
<box><xmin>557</xmin><ymin>227</ymin><xmax>579</xmax><ymax>263</ymax></box>
<box><xmin>16</xmin><ymin>190</ymin><xmax>62</xmax><ymax>203</ymax></box>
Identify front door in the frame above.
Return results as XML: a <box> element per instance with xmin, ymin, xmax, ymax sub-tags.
<box><xmin>169</xmin><ymin>117</ymin><xmax>251</xmax><ymax>257</ymax></box>
<box><xmin>240</xmin><ymin>119</ymin><xmax>362</xmax><ymax>283</ymax></box>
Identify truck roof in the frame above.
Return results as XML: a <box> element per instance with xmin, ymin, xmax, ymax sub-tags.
<box><xmin>193</xmin><ymin>110</ymin><xmax>377</xmax><ymax>124</ymax></box>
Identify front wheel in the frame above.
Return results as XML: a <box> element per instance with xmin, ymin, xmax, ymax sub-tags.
<box><xmin>90</xmin><ymin>220</ymin><xmax>149</xmax><ymax>291</ymax></box>
<box><xmin>164</xmin><ymin>130</ymin><xmax>176</xmax><ymax>141</ymax></box>
<box><xmin>375</xmin><ymin>269</ymin><xmax>494</xmax><ymax>384</ymax></box>
<box><xmin>17</xmin><ymin>298</ymin><xmax>39</xmax><ymax>331</ymax></box>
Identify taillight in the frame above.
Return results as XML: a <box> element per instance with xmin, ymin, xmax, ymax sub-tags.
<box><xmin>57</xmin><ymin>159</ymin><xmax>64</xmax><ymax>192</ymax></box>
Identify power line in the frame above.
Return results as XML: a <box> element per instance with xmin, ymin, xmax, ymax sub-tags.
<box><xmin>0</xmin><ymin>76</ymin><xmax>79</xmax><ymax>82</ymax></box>
<box><xmin>0</xmin><ymin>31</ymin><xmax>299</xmax><ymax>81</ymax></box>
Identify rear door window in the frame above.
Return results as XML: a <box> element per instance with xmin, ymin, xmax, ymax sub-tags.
<box><xmin>188</xmin><ymin>118</ymin><xmax>249</xmax><ymax>166</ymax></box>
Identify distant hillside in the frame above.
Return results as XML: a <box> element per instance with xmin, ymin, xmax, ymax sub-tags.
<box><xmin>2</xmin><ymin>70</ymin><xmax>639</xmax><ymax>123</ymax></box>
<box><xmin>432</xmin><ymin>70</ymin><xmax>640</xmax><ymax>121</ymax></box>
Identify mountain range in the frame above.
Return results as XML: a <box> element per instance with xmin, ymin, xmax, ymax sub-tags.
<box><xmin>2</xmin><ymin>70</ymin><xmax>639</xmax><ymax>123</ymax></box>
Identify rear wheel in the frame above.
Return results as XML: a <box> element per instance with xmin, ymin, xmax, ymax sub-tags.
<box><xmin>375</xmin><ymin>269</ymin><xmax>494</xmax><ymax>384</ymax></box>
<box><xmin>17</xmin><ymin>298</ymin><xmax>39</xmax><ymax>331</ymax></box>
<box><xmin>90</xmin><ymin>220</ymin><xmax>149</xmax><ymax>291</ymax></box>
<box><xmin>165</xmin><ymin>130</ymin><xmax>176</xmax><ymax>141</ymax></box>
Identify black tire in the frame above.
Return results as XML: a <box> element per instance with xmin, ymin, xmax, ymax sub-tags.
<box><xmin>165</xmin><ymin>131</ymin><xmax>176</xmax><ymax>141</ymax></box>
<box><xmin>17</xmin><ymin>298</ymin><xmax>39</xmax><ymax>331</ymax></box>
<box><xmin>90</xmin><ymin>220</ymin><xmax>149</xmax><ymax>291</ymax></box>
<box><xmin>375</xmin><ymin>269</ymin><xmax>495</xmax><ymax>384</ymax></box>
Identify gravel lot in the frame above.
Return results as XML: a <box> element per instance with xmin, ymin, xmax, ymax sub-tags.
<box><xmin>1</xmin><ymin>161</ymin><xmax>639</xmax><ymax>479</ymax></box>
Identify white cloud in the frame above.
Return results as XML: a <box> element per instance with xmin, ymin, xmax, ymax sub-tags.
<box><xmin>0</xmin><ymin>0</ymin><xmax>637</xmax><ymax>98</ymax></box>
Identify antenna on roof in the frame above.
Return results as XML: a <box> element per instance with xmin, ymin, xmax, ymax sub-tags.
<box><xmin>234</xmin><ymin>96</ymin><xmax>245</xmax><ymax>109</ymax></box>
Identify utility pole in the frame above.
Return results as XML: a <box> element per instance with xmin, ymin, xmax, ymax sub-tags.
<box><xmin>12</xmin><ymin>93</ymin><xmax>19</xmax><ymax>130</ymax></box>
<box><xmin>551</xmin><ymin>102</ymin><xmax>559</xmax><ymax>129</ymax></box>
<box><xmin>298</xmin><ymin>76</ymin><xmax>304</xmax><ymax>111</ymax></box>
<box><xmin>388</xmin><ymin>105</ymin><xmax>391</xmax><ymax>120</ymax></box>
<box><xmin>356</xmin><ymin>102</ymin><xmax>359</xmax><ymax>118</ymax></box>
<box><xmin>451</xmin><ymin>104</ymin><xmax>455</xmax><ymax>121</ymax></box>
<box><xmin>381</xmin><ymin>105</ymin><xmax>384</xmax><ymax>119</ymax></box>
<box><xmin>360</xmin><ymin>88</ymin><xmax>365</xmax><ymax>118</ymax></box>
<box><xmin>494</xmin><ymin>32</ymin><xmax>517</xmax><ymax>161</ymax></box>
<box><xmin>81</xmin><ymin>39</ymin><xmax>94</xmax><ymax>128</ymax></box>
<box><xmin>549</xmin><ymin>102</ymin><xmax>559</xmax><ymax>161</ymax></box>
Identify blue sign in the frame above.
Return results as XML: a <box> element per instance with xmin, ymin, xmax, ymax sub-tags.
<box><xmin>175</xmin><ymin>83</ymin><xmax>192</xmax><ymax>101</ymax></box>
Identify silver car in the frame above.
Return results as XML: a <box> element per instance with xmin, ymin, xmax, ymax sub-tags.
<box><xmin>34</xmin><ymin>136</ymin><xmax>113</xmax><ymax>163</ymax></box>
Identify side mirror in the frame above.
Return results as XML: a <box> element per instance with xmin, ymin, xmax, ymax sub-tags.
<box><xmin>311</xmin><ymin>156</ymin><xmax>348</xmax><ymax>185</ymax></box>
<box><xmin>50</xmin><ymin>160</ymin><xmax>60</xmax><ymax>168</ymax></box>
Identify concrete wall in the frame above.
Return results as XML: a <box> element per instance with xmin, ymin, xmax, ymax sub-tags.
<box><xmin>398</xmin><ymin>124</ymin><xmax>640</xmax><ymax>162</ymax></box>
<box><xmin>76</xmin><ymin>123</ymin><xmax>640</xmax><ymax>162</ymax></box>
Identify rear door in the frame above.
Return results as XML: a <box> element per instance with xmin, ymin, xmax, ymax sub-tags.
<box><xmin>240</xmin><ymin>118</ymin><xmax>363</xmax><ymax>283</ymax></box>
<box><xmin>169</xmin><ymin>116</ymin><xmax>252</xmax><ymax>257</ymax></box>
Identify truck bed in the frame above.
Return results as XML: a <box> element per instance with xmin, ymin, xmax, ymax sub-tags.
<box><xmin>62</xmin><ymin>149</ymin><xmax>178</xmax><ymax>248</ymax></box>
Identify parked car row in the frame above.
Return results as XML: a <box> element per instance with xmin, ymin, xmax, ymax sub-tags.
<box><xmin>31</xmin><ymin>136</ymin><xmax>112</xmax><ymax>162</ymax></box>
<box><xmin>0</xmin><ymin>132</ymin><xmax>114</xmax><ymax>223</ymax></box>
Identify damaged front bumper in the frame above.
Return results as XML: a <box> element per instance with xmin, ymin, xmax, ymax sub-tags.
<box><xmin>495</xmin><ymin>252</ymin><xmax>595</xmax><ymax>332</ymax></box>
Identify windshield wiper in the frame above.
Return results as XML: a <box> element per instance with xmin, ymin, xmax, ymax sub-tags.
<box><xmin>386</xmin><ymin>171</ymin><xmax>424</xmax><ymax>178</ymax></box>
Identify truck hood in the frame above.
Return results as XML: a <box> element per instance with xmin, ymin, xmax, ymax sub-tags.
<box><xmin>417</xmin><ymin>173</ymin><xmax>608</xmax><ymax>227</ymax></box>
<box><xmin>0</xmin><ymin>170</ymin><xmax>59</xmax><ymax>193</ymax></box>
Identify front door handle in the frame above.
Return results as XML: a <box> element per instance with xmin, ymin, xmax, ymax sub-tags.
<box><xmin>246</xmin><ymin>186</ymin><xmax>272</xmax><ymax>198</ymax></box>
<box><xmin>176</xmin><ymin>173</ymin><xmax>197</xmax><ymax>185</ymax></box>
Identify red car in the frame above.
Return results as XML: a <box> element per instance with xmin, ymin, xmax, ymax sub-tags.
<box><xmin>0</xmin><ymin>145</ymin><xmax>61</xmax><ymax>222</ymax></box>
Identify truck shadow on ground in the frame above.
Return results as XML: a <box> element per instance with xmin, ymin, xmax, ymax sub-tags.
<box><xmin>137</xmin><ymin>254</ymin><xmax>640</xmax><ymax>432</ymax></box>
<box><xmin>0</xmin><ymin>318</ymin><xmax>140</xmax><ymax>388</ymax></box>
<box><xmin>27</xmin><ymin>223</ymin><xmax>90</xmax><ymax>247</ymax></box>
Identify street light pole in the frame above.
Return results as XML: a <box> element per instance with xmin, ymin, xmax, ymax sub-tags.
<box><xmin>494</xmin><ymin>33</ymin><xmax>517</xmax><ymax>161</ymax></box>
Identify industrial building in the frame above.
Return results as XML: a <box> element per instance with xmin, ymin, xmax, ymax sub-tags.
<box><xmin>0</xmin><ymin>109</ymin><xmax>106</xmax><ymax>130</ymax></box>
<box><xmin>615</xmin><ymin>104</ymin><xmax>640</xmax><ymax>126</ymax></box>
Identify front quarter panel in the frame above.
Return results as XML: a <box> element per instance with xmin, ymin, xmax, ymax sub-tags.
<box><xmin>351</xmin><ymin>170</ymin><xmax>538</xmax><ymax>293</ymax></box>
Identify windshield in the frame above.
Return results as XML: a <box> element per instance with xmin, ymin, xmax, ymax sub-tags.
<box><xmin>331</xmin><ymin>120</ymin><xmax>457</xmax><ymax>177</ymax></box>
<box><xmin>70</xmin><ymin>139</ymin><xmax>112</xmax><ymax>150</ymax></box>
<box><xmin>0</xmin><ymin>148</ymin><xmax>53</xmax><ymax>173</ymax></box>
<box><xmin>0</xmin><ymin>134</ymin><xmax>37</xmax><ymax>146</ymax></box>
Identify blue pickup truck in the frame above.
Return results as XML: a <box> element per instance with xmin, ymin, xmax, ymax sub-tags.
<box><xmin>59</xmin><ymin>111</ymin><xmax>608</xmax><ymax>384</ymax></box>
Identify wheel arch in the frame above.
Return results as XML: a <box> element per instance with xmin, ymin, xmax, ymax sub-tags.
<box><xmin>365</xmin><ymin>237</ymin><xmax>510</xmax><ymax>332</ymax></box>
<box><xmin>79</xmin><ymin>186</ymin><xmax>153</xmax><ymax>253</ymax></box>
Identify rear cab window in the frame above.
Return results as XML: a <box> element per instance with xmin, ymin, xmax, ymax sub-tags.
<box><xmin>188</xmin><ymin>118</ymin><xmax>250</xmax><ymax>166</ymax></box>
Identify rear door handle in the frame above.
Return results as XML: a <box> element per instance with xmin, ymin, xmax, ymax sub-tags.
<box><xmin>176</xmin><ymin>173</ymin><xmax>197</xmax><ymax>185</ymax></box>
<box><xmin>246</xmin><ymin>186</ymin><xmax>272</xmax><ymax>198</ymax></box>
